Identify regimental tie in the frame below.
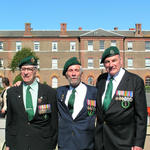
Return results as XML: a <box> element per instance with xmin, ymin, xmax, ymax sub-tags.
<box><xmin>68</xmin><ymin>89</ymin><xmax>76</xmax><ymax>114</ymax></box>
<box><xmin>26</xmin><ymin>86</ymin><xmax>34</xmax><ymax>121</ymax></box>
<box><xmin>103</xmin><ymin>77</ymin><xmax>114</xmax><ymax>111</ymax></box>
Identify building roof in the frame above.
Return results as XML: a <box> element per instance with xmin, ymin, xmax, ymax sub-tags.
<box><xmin>112</xmin><ymin>30</ymin><xmax>150</xmax><ymax>37</ymax></box>
<box><xmin>80</xmin><ymin>28</ymin><xmax>124</xmax><ymax>37</ymax></box>
<box><xmin>0</xmin><ymin>30</ymin><xmax>89</xmax><ymax>38</ymax></box>
<box><xmin>0</xmin><ymin>28</ymin><xmax>150</xmax><ymax>38</ymax></box>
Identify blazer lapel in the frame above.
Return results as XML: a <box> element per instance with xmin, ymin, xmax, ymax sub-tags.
<box><xmin>34</xmin><ymin>83</ymin><xmax>43</xmax><ymax>119</ymax></box>
<box><xmin>16</xmin><ymin>84</ymin><xmax>28</xmax><ymax>119</ymax></box>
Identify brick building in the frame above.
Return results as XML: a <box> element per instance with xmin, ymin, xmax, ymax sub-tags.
<box><xmin>0</xmin><ymin>23</ymin><xmax>150</xmax><ymax>88</ymax></box>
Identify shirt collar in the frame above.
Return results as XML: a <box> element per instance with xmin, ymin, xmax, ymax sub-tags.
<box><xmin>23</xmin><ymin>79</ymin><xmax>38</xmax><ymax>90</ymax></box>
<box><xmin>69</xmin><ymin>82</ymin><xmax>83</xmax><ymax>94</ymax></box>
<box><xmin>108</xmin><ymin>68</ymin><xmax>125</xmax><ymax>82</ymax></box>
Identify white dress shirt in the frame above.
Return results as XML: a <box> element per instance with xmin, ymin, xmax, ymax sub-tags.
<box><xmin>102</xmin><ymin>68</ymin><xmax>125</xmax><ymax>105</ymax></box>
<box><xmin>65</xmin><ymin>82</ymin><xmax>87</xmax><ymax>119</ymax></box>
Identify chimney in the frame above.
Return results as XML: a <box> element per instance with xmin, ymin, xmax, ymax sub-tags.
<box><xmin>60</xmin><ymin>23</ymin><xmax>67</xmax><ymax>36</ymax></box>
<box><xmin>24</xmin><ymin>23</ymin><xmax>32</xmax><ymax>36</ymax></box>
<box><xmin>78</xmin><ymin>27</ymin><xmax>82</xmax><ymax>31</ymax></box>
<box><xmin>129</xmin><ymin>28</ymin><xmax>135</xmax><ymax>31</ymax></box>
<box><xmin>135</xmin><ymin>23</ymin><xmax>143</xmax><ymax>36</ymax></box>
<box><xmin>114</xmin><ymin>27</ymin><xmax>118</xmax><ymax>30</ymax></box>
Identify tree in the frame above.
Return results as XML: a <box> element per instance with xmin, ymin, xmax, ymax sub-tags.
<box><xmin>10</xmin><ymin>48</ymin><xmax>38</xmax><ymax>72</ymax></box>
<box><xmin>13</xmin><ymin>73</ymin><xmax>23</xmax><ymax>84</ymax></box>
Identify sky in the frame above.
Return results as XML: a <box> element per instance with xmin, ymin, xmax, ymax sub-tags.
<box><xmin>0</xmin><ymin>0</ymin><xmax>150</xmax><ymax>31</ymax></box>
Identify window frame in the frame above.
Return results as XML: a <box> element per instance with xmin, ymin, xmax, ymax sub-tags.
<box><xmin>16</xmin><ymin>41</ymin><xmax>22</xmax><ymax>51</ymax></box>
<box><xmin>88</xmin><ymin>40</ymin><xmax>93</xmax><ymax>51</ymax></box>
<box><xmin>88</xmin><ymin>58</ymin><xmax>93</xmax><ymax>68</ymax></box>
<box><xmin>52</xmin><ymin>42</ymin><xmax>58</xmax><ymax>52</ymax></box>
<box><xmin>52</xmin><ymin>58</ymin><xmax>58</xmax><ymax>69</ymax></box>
<box><xmin>34</xmin><ymin>41</ymin><xmax>40</xmax><ymax>51</ymax></box>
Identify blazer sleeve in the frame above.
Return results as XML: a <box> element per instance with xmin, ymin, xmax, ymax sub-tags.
<box><xmin>48</xmin><ymin>88</ymin><xmax>58</xmax><ymax>149</ymax></box>
<box><xmin>133</xmin><ymin>77</ymin><xmax>147</xmax><ymax>148</ymax></box>
<box><xmin>5</xmin><ymin>88</ymin><xmax>16</xmax><ymax>148</ymax></box>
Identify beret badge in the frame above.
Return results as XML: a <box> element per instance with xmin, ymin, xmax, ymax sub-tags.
<box><xmin>31</xmin><ymin>57</ymin><xmax>35</xmax><ymax>63</ymax></box>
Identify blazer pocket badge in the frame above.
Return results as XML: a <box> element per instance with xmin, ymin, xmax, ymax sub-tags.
<box><xmin>115</xmin><ymin>90</ymin><xmax>133</xmax><ymax>109</ymax></box>
<box><xmin>87</xmin><ymin>99</ymin><xmax>96</xmax><ymax>116</ymax></box>
<box><xmin>38</xmin><ymin>104</ymin><xmax>51</xmax><ymax>114</ymax></box>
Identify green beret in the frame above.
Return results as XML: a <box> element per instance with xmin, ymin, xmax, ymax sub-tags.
<box><xmin>19</xmin><ymin>56</ymin><xmax>37</xmax><ymax>68</ymax></box>
<box><xmin>101</xmin><ymin>46</ymin><xmax>120</xmax><ymax>63</ymax></box>
<box><xmin>63</xmin><ymin>57</ymin><xmax>81</xmax><ymax>76</ymax></box>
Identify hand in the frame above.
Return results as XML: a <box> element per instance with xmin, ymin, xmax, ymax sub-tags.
<box><xmin>13</xmin><ymin>81</ymin><xmax>21</xmax><ymax>87</ymax></box>
<box><xmin>1</xmin><ymin>108</ymin><xmax>6</xmax><ymax>114</ymax></box>
<box><xmin>131</xmin><ymin>146</ymin><xmax>143</xmax><ymax>150</ymax></box>
<box><xmin>6</xmin><ymin>146</ymin><xmax>10</xmax><ymax>150</ymax></box>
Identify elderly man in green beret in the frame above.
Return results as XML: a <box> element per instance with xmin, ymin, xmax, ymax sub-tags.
<box><xmin>95</xmin><ymin>46</ymin><xmax>147</xmax><ymax>150</ymax></box>
<box><xmin>6</xmin><ymin>56</ymin><xmax>58</xmax><ymax>150</ymax></box>
<box><xmin>57</xmin><ymin>57</ymin><xmax>97</xmax><ymax>150</ymax></box>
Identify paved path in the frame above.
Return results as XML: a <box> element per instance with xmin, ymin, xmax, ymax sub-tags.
<box><xmin>0</xmin><ymin>118</ymin><xmax>5</xmax><ymax>150</ymax></box>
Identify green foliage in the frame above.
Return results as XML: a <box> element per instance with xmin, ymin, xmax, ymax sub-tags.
<box><xmin>13</xmin><ymin>74</ymin><xmax>23</xmax><ymax>84</ymax></box>
<box><xmin>43</xmin><ymin>81</ymin><xmax>47</xmax><ymax>85</ymax></box>
<box><xmin>145</xmin><ymin>86</ymin><xmax>150</xmax><ymax>93</ymax></box>
<box><xmin>0</xmin><ymin>87</ymin><xmax>4</xmax><ymax>94</ymax></box>
<box><xmin>10</xmin><ymin>48</ymin><xmax>38</xmax><ymax>72</ymax></box>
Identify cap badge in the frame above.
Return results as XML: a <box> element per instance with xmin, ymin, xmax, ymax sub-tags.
<box><xmin>110</xmin><ymin>49</ymin><xmax>115</xmax><ymax>55</ymax></box>
<box><xmin>31</xmin><ymin>57</ymin><xmax>35</xmax><ymax>63</ymax></box>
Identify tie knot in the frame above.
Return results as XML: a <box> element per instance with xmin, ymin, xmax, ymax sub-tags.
<box><xmin>110</xmin><ymin>76</ymin><xmax>114</xmax><ymax>81</ymax></box>
<box><xmin>72</xmin><ymin>89</ymin><xmax>76</xmax><ymax>93</ymax></box>
<box><xmin>27</xmin><ymin>86</ymin><xmax>31</xmax><ymax>90</ymax></box>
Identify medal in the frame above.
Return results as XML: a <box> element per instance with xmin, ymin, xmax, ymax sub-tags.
<box><xmin>87</xmin><ymin>99</ymin><xmax>96</xmax><ymax>116</ymax></box>
<box><xmin>121</xmin><ymin>100</ymin><xmax>130</xmax><ymax>109</ymax></box>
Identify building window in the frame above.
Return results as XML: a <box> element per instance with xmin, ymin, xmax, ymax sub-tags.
<box><xmin>52</xmin><ymin>42</ymin><xmax>58</xmax><ymax>52</ymax></box>
<box><xmin>0</xmin><ymin>42</ymin><xmax>3</xmax><ymax>51</ymax></box>
<box><xmin>88</xmin><ymin>40</ymin><xmax>93</xmax><ymax>51</ymax></box>
<box><xmin>145</xmin><ymin>58</ymin><xmax>150</xmax><ymax>67</ymax></box>
<box><xmin>145</xmin><ymin>41</ymin><xmax>150</xmax><ymax>51</ymax></box>
<box><xmin>145</xmin><ymin>76</ymin><xmax>150</xmax><ymax>86</ymax></box>
<box><xmin>127</xmin><ymin>41</ymin><xmax>133</xmax><ymax>51</ymax></box>
<box><xmin>88</xmin><ymin>58</ymin><xmax>93</xmax><ymax>68</ymax></box>
<box><xmin>100</xmin><ymin>40</ymin><xmax>104</xmax><ymax>51</ymax></box>
<box><xmin>34</xmin><ymin>41</ymin><xmax>40</xmax><ymax>51</ymax></box>
<box><xmin>37</xmin><ymin>59</ymin><xmax>40</xmax><ymax>69</ymax></box>
<box><xmin>0</xmin><ymin>77</ymin><xmax>2</xmax><ymax>88</ymax></box>
<box><xmin>70</xmin><ymin>42</ymin><xmax>76</xmax><ymax>51</ymax></box>
<box><xmin>127</xmin><ymin>58</ymin><xmax>133</xmax><ymax>67</ymax></box>
<box><xmin>52</xmin><ymin>59</ymin><xmax>58</xmax><ymax>69</ymax></box>
<box><xmin>111</xmin><ymin>40</ymin><xmax>116</xmax><ymax>46</ymax></box>
<box><xmin>99</xmin><ymin>59</ymin><xmax>104</xmax><ymax>69</ymax></box>
<box><xmin>88</xmin><ymin>76</ymin><xmax>94</xmax><ymax>85</ymax></box>
<box><xmin>52</xmin><ymin>77</ymin><xmax>58</xmax><ymax>88</ymax></box>
<box><xmin>16</xmin><ymin>41</ymin><xmax>22</xmax><ymax>51</ymax></box>
<box><xmin>0</xmin><ymin>59</ymin><xmax>4</xmax><ymax>68</ymax></box>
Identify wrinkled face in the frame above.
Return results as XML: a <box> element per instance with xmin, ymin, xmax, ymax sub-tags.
<box><xmin>20</xmin><ymin>65</ymin><xmax>37</xmax><ymax>85</ymax></box>
<box><xmin>104</xmin><ymin>55</ymin><xmax>122</xmax><ymax>76</ymax></box>
<box><xmin>66</xmin><ymin>65</ymin><xmax>82</xmax><ymax>87</ymax></box>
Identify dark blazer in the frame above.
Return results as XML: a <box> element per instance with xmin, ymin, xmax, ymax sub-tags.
<box><xmin>95</xmin><ymin>69</ymin><xmax>147</xmax><ymax>150</ymax></box>
<box><xmin>57</xmin><ymin>83</ymin><xmax>97</xmax><ymax>150</ymax></box>
<box><xmin>6</xmin><ymin>82</ymin><xmax>58</xmax><ymax>150</ymax></box>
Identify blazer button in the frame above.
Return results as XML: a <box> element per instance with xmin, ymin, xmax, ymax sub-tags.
<box><xmin>25</xmin><ymin>134</ymin><xmax>29</xmax><ymax>137</ymax></box>
<box><xmin>27</xmin><ymin>122</ymin><xmax>30</xmax><ymax>125</ymax></box>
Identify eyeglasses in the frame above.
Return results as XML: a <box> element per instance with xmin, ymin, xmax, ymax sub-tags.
<box><xmin>21</xmin><ymin>67</ymin><xmax>36</xmax><ymax>72</ymax></box>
